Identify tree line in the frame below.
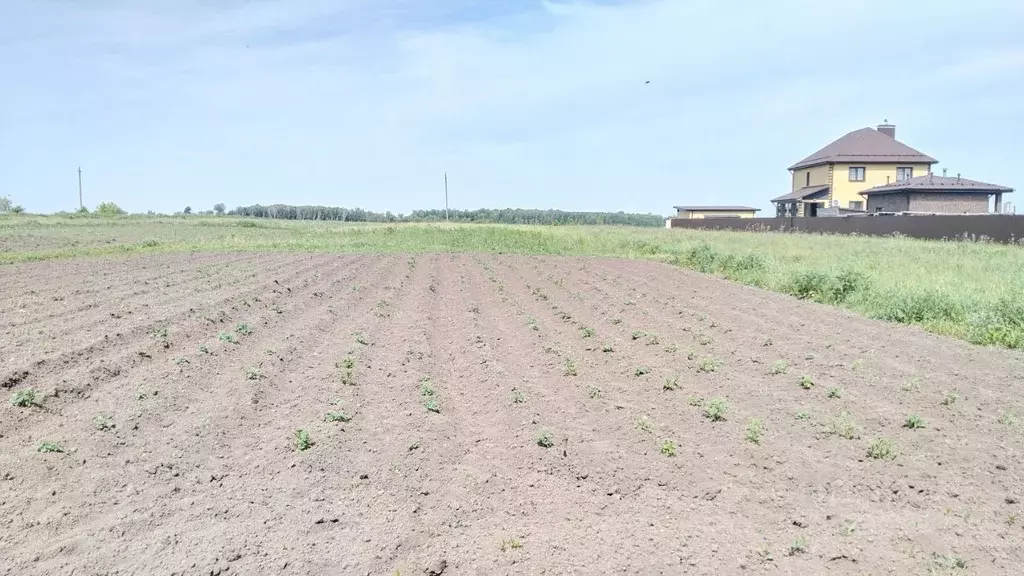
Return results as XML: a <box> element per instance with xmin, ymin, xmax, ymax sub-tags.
<box><xmin>229</xmin><ymin>204</ymin><xmax>664</xmax><ymax>227</ymax></box>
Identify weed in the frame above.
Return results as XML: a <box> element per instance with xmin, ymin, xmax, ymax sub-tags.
<box><xmin>564</xmin><ymin>358</ymin><xmax>578</xmax><ymax>377</ymax></box>
<box><xmin>531</xmin><ymin>287</ymin><xmax>549</xmax><ymax>301</ymax></box>
<box><xmin>660</xmin><ymin>439</ymin><xmax>677</xmax><ymax>457</ymax></box>
<box><xmin>697</xmin><ymin>358</ymin><xmax>721</xmax><ymax>373</ymax></box>
<box><xmin>941</xmin><ymin>390</ymin><xmax>959</xmax><ymax>406</ymax></box>
<box><xmin>745</xmin><ymin>419</ymin><xmax>764</xmax><ymax>445</ymax></box>
<box><xmin>851</xmin><ymin>358</ymin><xmax>864</xmax><ymax>371</ymax></box>
<box><xmin>799</xmin><ymin>375</ymin><xmax>814</xmax><ymax>389</ymax></box>
<box><xmin>354</xmin><ymin>332</ymin><xmax>369</xmax><ymax>345</ymax></box>
<box><xmin>9</xmin><ymin>388</ymin><xmax>39</xmax><ymax>408</ymax></box>
<box><xmin>645</xmin><ymin>333</ymin><xmax>660</xmax><ymax>346</ymax></box>
<box><xmin>408</xmin><ymin>441</ymin><xmax>421</xmax><ymax>451</ymax></box>
<box><xmin>840</xmin><ymin>521</ymin><xmax>856</xmax><ymax>537</ymax></box>
<box><xmin>902</xmin><ymin>378</ymin><xmax>921</xmax><ymax>392</ymax></box>
<box><xmin>198</xmin><ymin>344</ymin><xmax>211</xmax><ymax>354</ymax></box>
<box><xmin>663</xmin><ymin>376</ymin><xmax>680</xmax><ymax>391</ymax></box>
<box><xmin>930</xmin><ymin>553</ymin><xmax>968</xmax><ymax>570</ymax></box>
<box><xmin>174</xmin><ymin>357</ymin><xmax>189</xmax><ymax>366</ymax></box>
<box><xmin>601</xmin><ymin>343</ymin><xmax>614</xmax><ymax>353</ymax></box>
<box><xmin>827</xmin><ymin>387</ymin><xmax>842</xmax><ymax>399</ymax></box>
<box><xmin>756</xmin><ymin>545</ymin><xmax>774</xmax><ymax>564</ymax></box>
<box><xmin>38</xmin><ymin>441</ymin><xmax>64</xmax><ymax>453</ymax></box>
<box><xmin>338</xmin><ymin>357</ymin><xmax>356</xmax><ymax>370</ymax></box>
<box><xmin>688</xmin><ymin>396</ymin><xmax>705</xmax><ymax>407</ymax></box>
<box><xmin>93</xmin><ymin>415</ymin><xmax>115</xmax><ymax>432</ymax></box>
<box><xmin>527</xmin><ymin>317</ymin><xmax>539</xmax><ymax>331</ymax></box>
<box><xmin>294</xmin><ymin>429</ymin><xmax>312</xmax><ymax>451</ymax></box>
<box><xmin>587</xmin><ymin>386</ymin><xmax>603</xmax><ymax>399</ymax></box>
<box><xmin>664</xmin><ymin>343</ymin><xmax>678</xmax><ymax>353</ymax></box>
<box><xmin>827</xmin><ymin>412</ymin><xmax>859</xmax><ymax>439</ymax></box>
<box><xmin>769</xmin><ymin>360</ymin><xmax>789</xmax><ymax>375</ymax></box>
<box><xmin>704</xmin><ymin>398</ymin><xmax>728</xmax><ymax>421</ymax></box>
<box><xmin>557</xmin><ymin>311</ymin><xmax>572</xmax><ymax>322</ymax></box>
<box><xmin>419</xmin><ymin>379</ymin><xmax>436</xmax><ymax>397</ymax></box>
<box><xmin>787</xmin><ymin>536</ymin><xmax>808</xmax><ymax>556</ymax></box>
<box><xmin>511</xmin><ymin>390</ymin><xmax>526</xmax><ymax>404</ymax></box>
<box><xmin>218</xmin><ymin>331</ymin><xmax>237</xmax><ymax>344</ymax></box>
<box><xmin>424</xmin><ymin>398</ymin><xmax>441</xmax><ymax>413</ymax></box>
<box><xmin>325</xmin><ymin>411</ymin><xmax>352</xmax><ymax>423</ymax></box>
<box><xmin>998</xmin><ymin>410</ymin><xmax>1020</xmax><ymax>427</ymax></box>
<box><xmin>904</xmin><ymin>414</ymin><xmax>926</xmax><ymax>429</ymax></box>
<box><xmin>762</xmin><ymin>337</ymin><xmax>773</xmax><ymax>347</ymax></box>
<box><xmin>234</xmin><ymin>323</ymin><xmax>253</xmax><ymax>336</ymax></box>
<box><xmin>634</xmin><ymin>366</ymin><xmax>651</xmax><ymax>377</ymax></box>
<box><xmin>500</xmin><ymin>538</ymin><xmax>523</xmax><ymax>552</ymax></box>
<box><xmin>686</xmin><ymin>349</ymin><xmax>697</xmax><ymax>361</ymax></box>
<box><xmin>245</xmin><ymin>367</ymin><xmax>262</xmax><ymax>381</ymax></box>
<box><xmin>468</xmin><ymin>305</ymin><xmax>480</xmax><ymax>314</ymax></box>
<box><xmin>536</xmin><ymin>429</ymin><xmax>554</xmax><ymax>448</ymax></box>
<box><xmin>581</xmin><ymin>327</ymin><xmax>596</xmax><ymax>338</ymax></box>
<box><xmin>631</xmin><ymin>330</ymin><xmax>646</xmax><ymax>340</ymax></box>
<box><xmin>795</xmin><ymin>411</ymin><xmax>811</xmax><ymax>420</ymax></box>
<box><xmin>696</xmin><ymin>333</ymin><xmax>713</xmax><ymax>346</ymax></box>
<box><xmin>867</xmin><ymin>438</ymin><xmax>895</xmax><ymax>460</ymax></box>
<box><xmin>634</xmin><ymin>415</ymin><xmax>654</xmax><ymax>433</ymax></box>
<box><xmin>373</xmin><ymin>300</ymin><xmax>391</xmax><ymax>318</ymax></box>
<box><xmin>152</xmin><ymin>326</ymin><xmax>169</xmax><ymax>341</ymax></box>
<box><xmin>611</xmin><ymin>318</ymin><xmax>623</xmax><ymax>325</ymax></box>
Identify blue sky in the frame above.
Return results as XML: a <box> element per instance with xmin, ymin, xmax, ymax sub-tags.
<box><xmin>2</xmin><ymin>0</ymin><xmax>1023</xmax><ymax>215</ymax></box>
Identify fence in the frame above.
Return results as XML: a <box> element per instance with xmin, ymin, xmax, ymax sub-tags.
<box><xmin>665</xmin><ymin>214</ymin><xmax>1024</xmax><ymax>244</ymax></box>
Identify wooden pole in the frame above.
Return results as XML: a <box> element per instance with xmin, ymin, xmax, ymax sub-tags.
<box><xmin>444</xmin><ymin>172</ymin><xmax>449</xmax><ymax>221</ymax></box>
<box><xmin>78</xmin><ymin>166</ymin><xmax>83</xmax><ymax>210</ymax></box>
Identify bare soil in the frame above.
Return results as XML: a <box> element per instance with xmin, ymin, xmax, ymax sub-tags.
<box><xmin>1</xmin><ymin>253</ymin><xmax>1022</xmax><ymax>575</ymax></box>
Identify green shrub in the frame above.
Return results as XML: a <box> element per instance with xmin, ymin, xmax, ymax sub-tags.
<box><xmin>95</xmin><ymin>202</ymin><xmax>125</xmax><ymax>216</ymax></box>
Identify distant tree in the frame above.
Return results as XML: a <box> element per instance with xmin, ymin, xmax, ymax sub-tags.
<box><xmin>213</xmin><ymin>203</ymin><xmax>226</xmax><ymax>216</ymax></box>
<box><xmin>95</xmin><ymin>202</ymin><xmax>125</xmax><ymax>216</ymax></box>
<box><xmin>0</xmin><ymin>197</ymin><xmax>10</xmax><ymax>213</ymax></box>
<box><xmin>77</xmin><ymin>206</ymin><xmax>90</xmax><ymax>214</ymax></box>
<box><xmin>183</xmin><ymin>206</ymin><xmax>192</xmax><ymax>215</ymax></box>
<box><xmin>11</xmin><ymin>205</ymin><xmax>24</xmax><ymax>214</ymax></box>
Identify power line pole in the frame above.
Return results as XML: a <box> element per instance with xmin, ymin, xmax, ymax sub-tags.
<box><xmin>444</xmin><ymin>172</ymin><xmax>449</xmax><ymax>222</ymax></box>
<box><xmin>78</xmin><ymin>166</ymin><xmax>83</xmax><ymax>210</ymax></box>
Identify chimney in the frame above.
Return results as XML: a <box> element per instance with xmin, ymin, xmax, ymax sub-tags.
<box><xmin>942</xmin><ymin>168</ymin><xmax>948</xmax><ymax>177</ymax></box>
<box><xmin>877</xmin><ymin>120</ymin><xmax>896</xmax><ymax>138</ymax></box>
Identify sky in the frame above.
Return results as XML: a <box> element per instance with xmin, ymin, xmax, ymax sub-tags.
<box><xmin>2</xmin><ymin>0</ymin><xmax>1023</xmax><ymax>216</ymax></box>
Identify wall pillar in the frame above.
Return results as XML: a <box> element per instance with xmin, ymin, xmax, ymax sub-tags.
<box><xmin>994</xmin><ymin>193</ymin><xmax>1003</xmax><ymax>213</ymax></box>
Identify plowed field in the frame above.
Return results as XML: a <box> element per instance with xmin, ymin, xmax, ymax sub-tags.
<box><xmin>2</xmin><ymin>253</ymin><xmax>1022</xmax><ymax>575</ymax></box>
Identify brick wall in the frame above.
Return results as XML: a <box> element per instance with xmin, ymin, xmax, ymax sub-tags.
<box><xmin>866</xmin><ymin>193</ymin><xmax>910</xmax><ymax>213</ymax></box>
<box><xmin>909</xmin><ymin>193</ymin><xmax>989</xmax><ymax>214</ymax></box>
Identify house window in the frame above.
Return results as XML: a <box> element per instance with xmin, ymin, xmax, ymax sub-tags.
<box><xmin>849</xmin><ymin>167</ymin><xmax>866</xmax><ymax>182</ymax></box>
<box><xmin>805</xmin><ymin>172</ymin><xmax>810</xmax><ymax>187</ymax></box>
<box><xmin>848</xmin><ymin>201</ymin><xmax>864</xmax><ymax>211</ymax></box>
<box><xmin>897</xmin><ymin>167</ymin><xmax>913</xmax><ymax>181</ymax></box>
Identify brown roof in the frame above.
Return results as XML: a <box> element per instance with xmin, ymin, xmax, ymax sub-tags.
<box><xmin>771</xmin><ymin>185</ymin><xmax>829</xmax><ymax>203</ymax></box>
<box><xmin>789</xmin><ymin>127</ymin><xmax>937</xmax><ymax>171</ymax></box>
<box><xmin>860</xmin><ymin>174</ymin><xmax>1014</xmax><ymax>196</ymax></box>
<box><xmin>674</xmin><ymin>205</ymin><xmax>760</xmax><ymax>212</ymax></box>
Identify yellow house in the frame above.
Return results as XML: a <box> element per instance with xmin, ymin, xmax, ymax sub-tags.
<box><xmin>674</xmin><ymin>205</ymin><xmax>760</xmax><ymax>219</ymax></box>
<box><xmin>772</xmin><ymin>123</ymin><xmax>937</xmax><ymax>217</ymax></box>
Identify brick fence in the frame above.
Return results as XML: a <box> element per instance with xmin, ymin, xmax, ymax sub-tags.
<box><xmin>665</xmin><ymin>215</ymin><xmax>1024</xmax><ymax>244</ymax></box>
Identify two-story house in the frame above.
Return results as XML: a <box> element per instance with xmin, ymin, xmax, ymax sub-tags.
<box><xmin>772</xmin><ymin>123</ymin><xmax>937</xmax><ymax>217</ymax></box>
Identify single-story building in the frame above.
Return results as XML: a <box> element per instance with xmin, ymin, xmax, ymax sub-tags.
<box><xmin>859</xmin><ymin>174</ymin><xmax>1013</xmax><ymax>214</ymax></box>
<box><xmin>673</xmin><ymin>206</ymin><xmax>761</xmax><ymax>219</ymax></box>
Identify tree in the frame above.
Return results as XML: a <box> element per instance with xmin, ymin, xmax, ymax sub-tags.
<box><xmin>11</xmin><ymin>205</ymin><xmax>24</xmax><ymax>214</ymax></box>
<box><xmin>183</xmin><ymin>206</ymin><xmax>192</xmax><ymax>215</ymax></box>
<box><xmin>0</xmin><ymin>197</ymin><xmax>10</xmax><ymax>213</ymax></box>
<box><xmin>213</xmin><ymin>203</ymin><xmax>226</xmax><ymax>216</ymax></box>
<box><xmin>96</xmin><ymin>202</ymin><xmax>125</xmax><ymax>216</ymax></box>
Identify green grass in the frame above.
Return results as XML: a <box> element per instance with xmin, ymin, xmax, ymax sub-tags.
<box><xmin>3</xmin><ymin>216</ymin><xmax>1023</xmax><ymax>348</ymax></box>
<box><xmin>9</xmin><ymin>388</ymin><xmax>39</xmax><ymax>408</ymax></box>
<box><xmin>294</xmin><ymin>429</ymin><xmax>312</xmax><ymax>451</ymax></box>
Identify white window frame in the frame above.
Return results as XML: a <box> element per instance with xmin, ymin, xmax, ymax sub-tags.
<box><xmin>849</xmin><ymin>167</ymin><xmax>866</xmax><ymax>182</ymax></box>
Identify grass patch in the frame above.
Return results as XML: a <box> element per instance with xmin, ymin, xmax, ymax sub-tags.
<box><xmin>325</xmin><ymin>411</ymin><xmax>352</xmax><ymax>423</ymax></box>
<box><xmin>218</xmin><ymin>331</ymin><xmax>237</xmax><ymax>344</ymax></box>
<box><xmin>828</xmin><ymin>412</ymin><xmax>859</xmax><ymax>439</ymax></box>
<box><xmin>745</xmin><ymin>418</ymin><xmax>764</xmax><ymax>444</ymax></box>
<box><xmin>580</xmin><ymin>327</ymin><xmax>596</xmax><ymax>338</ymax></box>
<box><xmin>769</xmin><ymin>360</ymin><xmax>788</xmax><ymax>375</ymax></box>
<box><xmin>866</xmin><ymin>438</ymin><xmax>895</xmax><ymax>460</ymax></box>
<box><xmin>660</xmin><ymin>439</ymin><xmax>677</xmax><ymax>457</ymax></box>
<box><xmin>634</xmin><ymin>366</ymin><xmax>651</xmax><ymax>377</ymax></box>
<box><xmin>904</xmin><ymin>413</ymin><xmax>926</xmax><ymax>429</ymax></box>
<box><xmin>663</xmin><ymin>376</ymin><xmax>680</xmax><ymax>391</ymax></box>
<box><xmin>564</xmin><ymin>358</ymin><xmax>578</xmax><ymax>377</ymax></box>
<box><xmin>697</xmin><ymin>358</ymin><xmax>721</xmax><ymax>373</ymax></box>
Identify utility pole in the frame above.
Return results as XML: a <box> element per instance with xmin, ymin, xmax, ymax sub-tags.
<box><xmin>444</xmin><ymin>172</ymin><xmax>449</xmax><ymax>221</ymax></box>
<box><xmin>78</xmin><ymin>166</ymin><xmax>83</xmax><ymax>210</ymax></box>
